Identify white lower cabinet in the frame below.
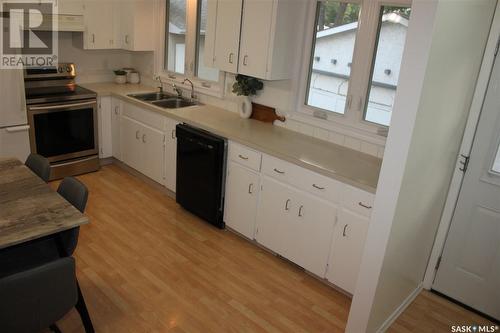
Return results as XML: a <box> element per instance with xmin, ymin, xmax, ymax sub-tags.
<box><xmin>164</xmin><ymin>118</ymin><xmax>179</xmax><ymax>192</ymax></box>
<box><xmin>326</xmin><ymin>209</ymin><xmax>370</xmax><ymax>294</ymax></box>
<box><xmin>225</xmin><ymin>161</ymin><xmax>261</xmax><ymax>239</ymax></box>
<box><xmin>97</xmin><ymin>96</ymin><xmax>112</xmax><ymax>158</ymax></box>
<box><xmin>111</xmin><ymin>98</ymin><xmax>122</xmax><ymax>160</ymax></box>
<box><xmin>255</xmin><ymin>176</ymin><xmax>336</xmax><ymax>277</ymax></box>
<box><xmin>120</xmin><ymin>114</ymin><xmax>165</xmax><ymax>184</ymax></box>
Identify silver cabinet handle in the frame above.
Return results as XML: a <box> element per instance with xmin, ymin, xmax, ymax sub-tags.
<box><xmin>312</xmin><ymin>184</ymin><xmax>325</xmax><ymax>190</ymax></box>
<box><xmin>125</xmin><ymin>35</ymin><xmax>129</xmax><ymax>44</ymax></box>
<box><xmin>248</xmin><ymin>183</ymin><xmax>253</xmax><ymax>194</ymax></box>
<box><xmin>171</xmin><ymin>129</ymin><xmax>176</xmax><ymax>139</ymax></box>
<box><xmin>238</xmin><ymin>154</ymin><xmax>249</xmax><ymax>160</ymax></box>
<box><xmin>243</xmin><ymin>55</ymin><xmax>248</xmax><ymax>66</ymax></box>
<box><xmin>142</xmin><ymin>134</ymin><xmax>146</xmax><ymax>143</ymax></box>
<box><xmin>92</xmin><ymin>33</ymin><xmax>95</xmax><ymax>43</ymax></box>
<box><xmin>228</xmin><ymin>52</ymin><xmax>234</xmax><ymax>64</ymax></box>
<box><xmin>29</xmin><ymin>101</ymin><xmax>96</xmax><ymax>111</ymax></box>
<box><xmin>298</xmin><ymin>205</ymin><xmax>304</xmax><ymax>217</ymax></box>
<box><xmin>285</xmin><ymin>199</ymin><xmax>291</xmax><ymax>211</ymax></box>
<box><xmin>273</xmin><ymin>168</ymin><xmax>285</xmax><ymax>174</ymax></box>
<box><xmin>135</xmin><ymin>130</ymin><xmax>140</xmax><ymax>140</ymax></box>
<box><xmin>343</xmin><ymin>224</ymin><xmax>348</xmax><ymax>237</ymax></box>
<box><xmin>359</xmin><ymin>202</ymin><xmax>372</xmax><ymax>209</ymax></box>
<box><xmin>114</xmin><ymin>106</ymin><xmax>119</xmax><ymax>115</ymax></box>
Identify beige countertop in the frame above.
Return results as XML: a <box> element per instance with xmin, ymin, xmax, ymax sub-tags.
<box><xmin>82</xmin><ymin>82</ymin><xmax>382</xmax><ymax>193</ymax></box>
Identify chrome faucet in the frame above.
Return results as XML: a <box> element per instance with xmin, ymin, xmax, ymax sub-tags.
<box><xmin>182</xmin><ymin>78</ymin><xmax>196</xmax><ymax>101</ymax></box>
<box><xmin>155</xmin><ymin>76</ymin><xmax>164</xmax><ymax>93</ymax></box>
<box><xmin>172</xmin><ymin>83</ymin><xmax>183</xmax><ymax>98</ymax></box>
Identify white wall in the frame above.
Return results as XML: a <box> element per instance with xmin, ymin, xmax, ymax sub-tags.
<box><xmin>346</xmin><ymin>0</ymin><xmax>497</xmax><ymax>331</ymax></box>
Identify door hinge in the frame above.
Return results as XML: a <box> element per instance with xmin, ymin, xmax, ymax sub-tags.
<box><xmin>459</xmin><ymin>154</ymin><xmax>470</xmax><ymax>173</ymax></box>
<box><xmin>435</xmin><ymin>256</ymin><xmax>442</xmax><ymax>270</ymax></box>
<box><xmin>495</xmin><ymin>35</ymin><xmax>500</xmax><ymax>57</ymax></box>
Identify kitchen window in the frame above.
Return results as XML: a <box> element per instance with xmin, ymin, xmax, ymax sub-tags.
<box><xmin>162</xmin><ymin>0</ymin><xmax>223</xmax><ymax>93</ymax></box>
<box><xmin>299</xmin><ymin>0</ymin><xmax>411</xmax><ymax>131</ymax></box>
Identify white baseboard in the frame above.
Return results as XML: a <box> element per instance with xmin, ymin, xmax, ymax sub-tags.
<box><xmin>376</xmin><ymin>283</ymin><xmax>423</xmax><ymax>333</ymax></box>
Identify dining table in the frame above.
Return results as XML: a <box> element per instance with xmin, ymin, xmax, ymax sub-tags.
<box><xmin>0</xmin><ymin>157</ymin><xmax>89</xmax><ymax>250</ymax></box>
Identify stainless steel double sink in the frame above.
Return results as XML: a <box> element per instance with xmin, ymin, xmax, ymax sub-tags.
<box><xmin>127</xmin><ymin>92</ymin><xmax>199</xmax><ymax>109</ymax></box>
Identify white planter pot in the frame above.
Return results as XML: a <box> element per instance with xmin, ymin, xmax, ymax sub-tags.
<box><xmin>238</xmin><ymin>96</ymin><xmax>253</xmax><ymax>119</ymax></box>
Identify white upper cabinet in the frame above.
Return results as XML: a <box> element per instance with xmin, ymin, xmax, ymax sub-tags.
<box><xmin>56</xmin><ymin>0</ymin><xmax>84</xmax><ymax>15</ymax></box>
<box><xmin>83</xmin><ymin>0</ymin><xmax>114</xmax><ymax>49</ymax></box>
<box><xmin>118</xmin><ymin>0</ymin><xmax>155</xmax><ymax>51</ymax></box>
<box><xmin>205</xmin><ymin>0</ymin><xmax>302</xmax><ymax>80</ymax></box>
<box><xmin>83</xmin><ymin>0</ymin><xmax>154</xmax><ymax>50</ymax></box>
<box><xmin>205</xmin><ymin>0</ymin><xmax>243</xmax><ymax>73</ymax></box>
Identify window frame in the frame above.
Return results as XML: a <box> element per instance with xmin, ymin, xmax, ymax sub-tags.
<box><xmin>157</xmin><ymin>0</ymin><xmax>225</xmax><ymax>98</ymax></box>
<box><xmin>295</xmin><ymin>0</ymin><xmax>412</xmax><ymax>135</ymax></box>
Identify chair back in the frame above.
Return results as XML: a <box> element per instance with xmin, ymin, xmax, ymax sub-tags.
<box><xmin>0</xmin><ymin>257</ymin><xmax>77</xmax><ymax>333</ymax></box>
<box><xmin>25</xmin><ymin>153</ymin><xmax>51</xmax><ymax>183</ymax></box>
<box><xmin>57</xmin><ymin>177</ymin><xmax>88</xmax><ymax>256</ymax></box>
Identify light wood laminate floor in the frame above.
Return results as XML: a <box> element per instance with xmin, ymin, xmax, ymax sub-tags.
<box><xmin>51</xmin><ymin>165</ymin><xmax>493</xmax><ymax>332</ymax></box>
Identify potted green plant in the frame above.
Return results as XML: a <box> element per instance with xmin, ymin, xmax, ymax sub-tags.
<box><xmin>113</xmin><ymin>69</ymin><xmax>127</xmax><ymax>84</ymax></box>
<box><xmin>232</xmin><ymin>74</ymin><xmax>264</xmax><ymax>118</ymax></box>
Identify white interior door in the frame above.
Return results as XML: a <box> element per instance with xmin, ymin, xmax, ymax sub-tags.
<box><xmin>433</xmin><ymin>53</ymin><xmax>500</xmax><ymax>320</ymax></box>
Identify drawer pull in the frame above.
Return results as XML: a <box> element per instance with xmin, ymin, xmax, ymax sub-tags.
<box><xmin>248</xmin><ymin>183</ymin><xmax>253</xmax><ymax>194</ymax></box>
<box><xmin>343</xmin><ymin>224</ymin><xmax>348</xmax><ymax>237</ymax></box>
<box><xmin>273</xmin><ymin>168</ymin><xmax>285</xmax><ymax>174</ymax></box>
<box><xmin>171</xmin><ymin>129</ymin><xmax>176</xmax><ymax>139</ymax></box>
<box><xmin>358</xmin><ymin>202</ymin><xmax>372</xmax><ymax>209</ymax></box>
<box><xmin>312</xmin><ymin>184</ymin><xmax>325</xmax><ymax>190</ymax></box>
<box><xmin>135</xmin><ymin>130</ymin><xmax>140</xmax><ymax>140</ymax></box>
<box><xmin>142</xmin><ymin>134</ymin><xmax>146</xmax><ymax>143</ymax></box>
<box><xmin>238</xmin><ymin>154</ymin><xmax>249</xmax><ymax>160</ymax></box>
<box><xmin>298</xmin><ymin>205</ymin><xmax>304</xmax><ymax>217</ymax></box>
<box><xmin>285</xmin><ymin>199</ymin><xmax>291</xmax><ymax>211</ymax></box>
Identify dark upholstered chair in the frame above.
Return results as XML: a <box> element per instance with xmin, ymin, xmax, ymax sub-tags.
<box><xmin>25</xmin><ymin>153</ymin><xmax>51</xmax><ymax>182</ymax></box>
<box><xmin>0</xmin><ymin>177</ymin><xmax>94</xmax><ymax>333</ymax></box>
<box><xmin>0</xmin><ymin>257</ymin><xmax>78</xmax><ymax>333</ymax></box>
<box><xmin>56</xmin><ymin>177</ymin><xmax>89</xmax><ymax>257</ymax></box>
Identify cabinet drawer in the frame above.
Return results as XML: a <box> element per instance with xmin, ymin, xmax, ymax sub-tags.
<box><xmin>263</xmin><ymin>154</ymin><xmax>342</xmax><ymax>204</ymax></box>
<box><xmin>122</xmin><ymin>101</ymin><xmax>165</xmax><ymax>131</ymax></box>
<box><xmin>228</xmin><ymin>142</ymin><xmax>262</xmax><ymax>171</ymax></box>
<box><xmin>342</xmin><ymin>185</ymin><xmax>375</xmax><ymax>217</ymax></box>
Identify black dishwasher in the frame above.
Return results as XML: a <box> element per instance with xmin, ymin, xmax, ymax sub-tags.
<box><xmin>176</xmin><ymin>124</ymin><xmax>227</xmax><ymax>229</ymax></box>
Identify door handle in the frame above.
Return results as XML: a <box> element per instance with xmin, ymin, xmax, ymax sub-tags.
<box><xmin>248</xmin><ymin>183</ymin><xmax>253</xmax><ymax>194</ymax></box>
<box><xmin>5</xmin><ymin>125</ymin><xmax>30</xmax><ymax>133</ymax></box>
<box><xmin>238</xmin><ymin>154</ymin><xmax>249</xmax><ymax>160</ymax></box>
<box><xmin>312</xmin><ymin>184</ymin><xmax>325</xmax><ymax>190</ymax></box>
<box><xmin>142</xmin><ymin>134</ymin><xmax>146</xmax><ymax>143</ymax></box>
<box><xmin>135</xmin><ymin>130</ymin><xmax>140</xmax><ymax>140</ymax></box>
<box><xmin>114</xmin><ymin>106</ymin><xmax>119</xmax><ymax>115</ymax></box>
<box><xmin>273</xmin><ymin>168</ymin><xmax>285</xmax><ymax>174</ymax></box>
<box><xmin>171</xmin><ymin>129</ymin><xmax>176</xmax><ymax>139</ymax></box>
<box><xmin>285</xmin><ymin>199</ymin><xmax>291</xmax><ymax>211</ymax></box>
<box><xmin>92</xmin><ymin>33</ymin><xmax>95</xmax><ymax>43</ymax></box>
<box><xmin>125</xmin><ymin>35</ymin><xmax>129</xmax><ymax>44</ymax></box>
<box><xmin>243</xmin><ymin>55</ymin><xmax>248</xmax><ymax>66</ymax></box>
<box><xmin>343</xmin><ymin>224</ymin><xmax>348</xmax><ymax>237</ymax></box>
<box><xmin>298</xmin><ymin>205</ymin><xmax>304</xmax><ymax>217</ymax></box>
<box><xmin>358</xmin><ymin>202</ymin><xmax>372</xmax><ymax>209</ymax></box>
<box><xmin>228</xmin><ymin>52</ymin><xmax>234</xmax><ymax>64</ymax></box>
<box><xmin>29</xmin><ymin>101</ymin><xmax>96</xmax><ymax>111</ymax></box>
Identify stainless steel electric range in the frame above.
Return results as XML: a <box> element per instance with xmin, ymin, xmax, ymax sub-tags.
<box><xmin>24</xmin><ymin>63</ymin><xmax>100</xmax><ymax>180</ymax></box>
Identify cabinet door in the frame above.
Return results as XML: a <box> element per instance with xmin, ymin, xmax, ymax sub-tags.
<box><xmin>57</xmin><ymin>0</ymin><xmax>84</xmax><ymax>15</ymax></box>
<box><xmin>164</xmin><ymin>118</ymin><xmax>179</xmax><ymax>192</ymax></box>
<box><xmin>224</xmin><ymin>162</ymin><xmax>260</xmax><ymax>239</ymax></box>
<box><xmin>97</xmin><ymin>97</ymin><xmax>112</xmax><ymax>158</ymax></box>
<box><xmin>238</xmin><ymin>0</ymin><xmax>274</xmax><ymax>79</ymax></box>
<box><xmin>326</xmin><ymin>209</ymin><xmax>369</xmax><ymax>294</ymax></box>
<box><xmin>111</xmin><ymin>98</ymin><xmax>121</xmax><ymax>160</ymax></box>
<box><xmin>140</xmin><ymin>124</ymin><xmax>165</xmax><ymax>184</ymax></box>
<box><xmin>255</xmin><ymin>176</ymin><xmax>294</xmax><ymax>257</ymax></box>
<box><xmin>212</xmin><ymin>0</ymin><xmax>243</xmax><ymax>73</ymax></box>
<box><xmin>120</xmin><ymin>115</ymin><xmax>141</xmax><ymax>171</ymax></box>
<box><xmin>291</xmin><ymin>192</ymin><xmax>336</xmax><ymax>278</ymax></box>
<box><xmin>83</xmin><ymin>0</ymin><xmax>114</xmax><ymax>49</ymax></box>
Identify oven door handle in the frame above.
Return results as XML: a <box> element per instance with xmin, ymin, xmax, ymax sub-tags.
<box><xmin>29</xmin><ymin>101</ymin><xmax>96</xmax><ymax>111</ymax></box>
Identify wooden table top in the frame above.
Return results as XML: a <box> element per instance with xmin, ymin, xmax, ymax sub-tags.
<box><xmin>0</xmin><ymin>157</ymin><xmax>89</xmax><ymax>250</ymax></box>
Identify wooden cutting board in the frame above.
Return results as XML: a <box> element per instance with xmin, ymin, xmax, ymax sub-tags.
<box><xmin>250</xmin><ymin>103</ymin><xmax>286</xmax><ymax>123</ymax></box>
